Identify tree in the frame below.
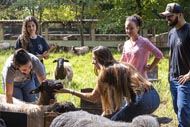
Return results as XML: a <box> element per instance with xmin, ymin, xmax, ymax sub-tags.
<box><xmin>0</xmin><ymin>0</ymin><xmax>14</xmax><ymax>10</ymax></box>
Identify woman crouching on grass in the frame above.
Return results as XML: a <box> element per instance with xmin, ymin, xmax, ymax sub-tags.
<box><xmin>55</xmin><ymin>45</ymin><xmax>160</xmax><ymax>122</ymax></box>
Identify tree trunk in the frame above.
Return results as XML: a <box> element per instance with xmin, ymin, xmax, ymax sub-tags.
<box><xmin>79</xmin><ymin>3</ymin><xmax>85</xmax><ymax>46</ymax></box>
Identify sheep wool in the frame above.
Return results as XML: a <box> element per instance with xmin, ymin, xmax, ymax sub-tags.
<box><xmin>50</xmin><ymin>110</ymin><xmax>160</xmax><ymax>127</ymax></box>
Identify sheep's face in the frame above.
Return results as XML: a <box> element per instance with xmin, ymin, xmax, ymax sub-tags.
<box><xmin>53</xmin><ymin>58</ymin><xmax>69</xmax><ymax>80</ymax></box>
<box><xmin>30</xmin><ymin>79</ymin><xmax>63</xmax><ymax>105</ymax></box>
<box><xmin>53</xmin><ymin>58</ymin><xmax>69</xmax><ymax>68</ymax></box>
<box><xmin>30</xmin><ymin>79</ymin><xmax>63</xmax><ymax>94</ymax></box>
<box><xmin>48</xmin><ymin>102</ymin><xmax>77</xmax><ymax>113</ymax></box>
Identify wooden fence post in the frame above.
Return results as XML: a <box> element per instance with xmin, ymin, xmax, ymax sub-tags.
<box><xmin>0</xmin><ymin>23</ymin><xmax>4</xmax><ymax>41</ymax></box>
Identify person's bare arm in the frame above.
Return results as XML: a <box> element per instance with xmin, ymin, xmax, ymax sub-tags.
<box><xmin>42</xmin><ymin>51</ymin><xmax>49</xmax><ymax>59</ymax></box>
<box><xmin>145</xmin><ymin>58</ymin><xmax>161</xmax><ymax>72</ymax></box>
<box><xmin>6</xmin><ymin>83</ymin><xmax>14</xmax><ymax>103</ymax></box>
<box><xmin>56</xmin><ymin>84</ymin><xmax>101</xmax><ymax>103</ymax></box>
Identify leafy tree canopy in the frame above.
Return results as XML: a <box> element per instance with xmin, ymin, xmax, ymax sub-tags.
<box><xmin>0</xmin><ymin>0</ymin><xmax>189</xmax><ymax>34</ymax></box>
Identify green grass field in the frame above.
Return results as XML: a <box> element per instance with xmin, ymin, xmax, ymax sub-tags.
<box><xmin>0</xmin><ymin>48</ymin><xmax>177</xmax><ymax>126</ymax></box>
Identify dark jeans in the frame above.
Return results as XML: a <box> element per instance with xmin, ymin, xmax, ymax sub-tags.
<box><xmin>169</xmin><ymin>80</ymin><xmax>190</xmax><ymax>127</ymax></box>
<box><xmin>111</xmin><ymin>87</ymin><xmax>160</xmax><ymax>122</ymax></box>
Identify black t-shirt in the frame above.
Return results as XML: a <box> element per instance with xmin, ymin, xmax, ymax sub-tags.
<box><xmin>168</xmin><ymin>23</ymin><xmax>190</xmax><ymax>80</ymax></box>
<box><xmin>15</xmin><ymin>35</ymin><xmax>50</xmax><ymax>55</ymax></box>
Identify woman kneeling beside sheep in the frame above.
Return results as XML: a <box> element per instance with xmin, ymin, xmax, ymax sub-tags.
<box><xmin>55</xmin><ymin>45</ymin><xmax>160</xmax><ymax>122</ymax></box>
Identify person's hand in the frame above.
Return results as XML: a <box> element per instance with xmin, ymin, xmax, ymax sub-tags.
<box><xmin>54</xmin><ymin>88</ymin><xmax>72</xmax><ymax>94</ymax></box>
<box><xmin>178</xmin><ymin>73</ymin><xmax>190</xmax><ymax>84</ymax></box>
<box><xmin>144</xmin><ymin>64</ymin><xmax>152</xmax><ymax>72</ymax></box>
<box><xmin>36</xmin><ymin>54</ymin><xmax>44</xmax><ymax>60</ymax></box>
<box><xmin>42</xmin><ymin>51</ymin><xmax>49</xmax><ymax>59</ymax></box>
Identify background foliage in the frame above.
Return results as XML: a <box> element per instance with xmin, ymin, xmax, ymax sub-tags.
<box><xmin>0</xmin><ymin>0</ymin><xmax>190</xmax><ymax>34</ymax></box>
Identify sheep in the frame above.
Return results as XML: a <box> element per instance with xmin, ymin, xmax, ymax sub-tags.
<box><xmin>71</xmin><ymin>46</ymin><xmax>89</xmax><ymax>55</ymax></box>
<box><xmin>0</xmin><ymin>94</ymin><xmax>49</xmax><ymax>127</ymax></box>
<box><xmin>50</xmin><ymin>110</ymin><xmax>162</xmax><ymax>127</ymax></box>
<box><xmin>0</xmin><ymin>42</ymin><xmax>11</xmax><ymax>50</ymax></box>
<box><xmin>53</xmin><ymin>58</ymin><xmax>73</xmax><ymax>84</ymax></box>
<box><xmin>0</xmin><ymin>94</ymin><xmax>77</xmax><ymax>127</ymax></box>
<box><xmin>30</xmin><ymin>79</ymin><xmax>63</xmax><ymax>105</ymax></box>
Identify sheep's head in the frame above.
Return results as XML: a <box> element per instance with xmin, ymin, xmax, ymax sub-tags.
<box><xmin>53</xmin><ymin>58</ymin><xmax>69</xmax><ymax>68</ymax></box>
<box><xmin>53</xmin><ymin>58</ymin><xmax>69</xmax><ymax>80</ymax></box>
<box><xmin>47</xmin><ymin>101</ymin><xmax>77</xmax><ymax>113</ymax></box>
<box><xmin>30</xmin><ymin>79</ymin><xmax>64</xmax><ymax>105</ymax></box>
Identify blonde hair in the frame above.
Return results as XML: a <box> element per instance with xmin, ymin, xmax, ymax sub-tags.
<box><xmin>98</xmin><ymin>63</ymin><xmax>151</xmax><ymax>115</ymax></box>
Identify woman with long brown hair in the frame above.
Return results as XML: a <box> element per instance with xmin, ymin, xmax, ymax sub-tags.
<box><xmin>15</xmin><ymin>16</ymin><xmax>50</xmax><ymax>89</ymax></box>
<box><xmin>56</xmin><ymin>46</ymin><xmax>160</xmax><ymax>122</ymax></box>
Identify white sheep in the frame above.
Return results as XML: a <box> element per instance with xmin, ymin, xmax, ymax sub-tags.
<box><xmin>0</xmin><ymin>94</ymin><xmax>77</xmax><ymax>127</ymax></box>
<box><xmin>0</xmin><ymin>94</ymin><xmax>49</xmax><ymax>127</ymax></box>
<box><xmin>0</xmin><ymin>79</ymin><xmax>76</xmax><ymax>127</ymax></box>
<box><xmin>0</xmin><ymin>42</ymin><xmax>11</xmax><ymax>50</ymax></box>
<box><xmin>71</xmin><ymin>46</ymin><xmax>89</xmax><ymax>55</ymax></box>
<box><xmin>53</xmin><ymin>58</ymin><xmax>73</xmax><ymax>84</ymax></box>
<box><xmin>50</xmin><ymin>110</ymin><xmax>160</xmax><ymax>127</ymax></box>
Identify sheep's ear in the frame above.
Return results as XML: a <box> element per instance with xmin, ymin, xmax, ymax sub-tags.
<box><xmin>64</xmin><ymin>59</ymin><xmax>69</xmax><ymax>62</ymax></box>
<box><xmin>53</xmin><ymin>59</ymin><xmax>57</xmax><ymax>63</ymax></box>
<box><xmin>30</xmin><ymin>88</ymin><xmax>40</xmax><ymax>94</ymax></box>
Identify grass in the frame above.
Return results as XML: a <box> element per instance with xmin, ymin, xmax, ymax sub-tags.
<box><xmin>0</xmin><ymin>48</ymin><xmax>177</xmax><ymax>126</ymax></box>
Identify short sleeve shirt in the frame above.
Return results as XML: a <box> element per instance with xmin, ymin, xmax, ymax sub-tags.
<box><xmin>168</xmin><ymin>23</ymin><xmax>190</xmax><ymax>80</ymax></box>
<box><xmin>2</xmin><ymin>53</ymin><xmax>46</xmax><ymax>84</ymax></box>
<box><xmin>15</xmin><ymin>35</ymin><xmax>50</xmax><ymax>55</ymax></box>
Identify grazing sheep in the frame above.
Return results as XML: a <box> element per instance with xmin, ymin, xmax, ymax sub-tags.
<box><xmin>30</xmin><ymin>79</ymin><xmax>63</xmax><ymax>105</ymax></box>
<box><xmin>0</xmin><ymin>94</ymin><xmax>77</xmax><ymax>127</ymax></box>
<box><xmin>59</xmin><ymin>46</ymin><xmax>73</xmax><ymax>52</ymax></box>
<box><xmin>50</xmin><ymin>110</ymin><xmax>161</xmax><ymax>127</ymax></box>
<box><xmin>117</xmin><ymin>43</ymin><xmax>124</xmax><ymax>53</ymax></box>
<box><xmin>53</xmin><ymin>58</ymin><xmax>73</xmax><ymax>83</ymax></box>
<box><xmin>71</xmin><ymin>46</ymin><xmax>89</xmax><ymax>55</ymax></box>
<box><xmin>0</xmin><ymin>42</ymin><xmax>11</xmax><ymax>50</ymax></box>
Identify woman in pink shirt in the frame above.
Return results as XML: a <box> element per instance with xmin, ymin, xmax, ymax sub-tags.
<box><xmin>120</xmin><ymin>14</ymin><xmax>163</xmax><ymax>78</ymax></box>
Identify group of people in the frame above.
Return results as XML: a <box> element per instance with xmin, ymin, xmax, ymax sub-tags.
<box><xmin>1</xmin><ymin>2</ymin><xmax>190</xmax><ymax>126</ymax></box>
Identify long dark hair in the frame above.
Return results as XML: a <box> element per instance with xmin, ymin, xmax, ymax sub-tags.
<box><xmin>125</xmin><ymin>14</ymin><xmax>143</xmax><ymax>28</ymax></box>
<box><xmin>13</xmin><ymin>48</ymin><xmax>31</xmax><ymax>68</ymax></box>
<box><xmin>20</xmin><ymin>16</ymin><xmax>39</xmax><ymax>50</ymax></box>
<box><xmin>92</xmin><ymin>46</ymin><xmax>117</xmax><ymax>75</ymax></box>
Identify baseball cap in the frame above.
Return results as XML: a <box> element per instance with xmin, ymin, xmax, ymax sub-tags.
<box><xmin>160</xmin><ymin>3</ymin><xmax>183</xmax><ymax>17</ymax></box>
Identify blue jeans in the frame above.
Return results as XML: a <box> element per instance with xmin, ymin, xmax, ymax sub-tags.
<box><xmin>33</xmin><ymin>74</ymin><xmax>40</xmax><ymax>98</ymax></box>
<box><xmin>13</xmin><ymin>78</ymin><xmax>37</xmax><ymax>102</ymax></box>
<box><xmin>111</xmin><ymin>87</ymin><xmax>160</xmax><ymax>122</ymax></box>
<box><xmin>2</xmin><ymin>75</ymin><xmax>37</xmax><ymax>102</ymax></box>
<box><xmin>169</xmin><ymin>80</ymin><xmax>190</xmax><ymax>127</ymax></box>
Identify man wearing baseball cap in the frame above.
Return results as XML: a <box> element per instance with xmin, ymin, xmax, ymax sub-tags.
<box><xmin>160</xmin><ymin>3</ymin><xmax>190</xmax><ymax>127</ymax></box>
